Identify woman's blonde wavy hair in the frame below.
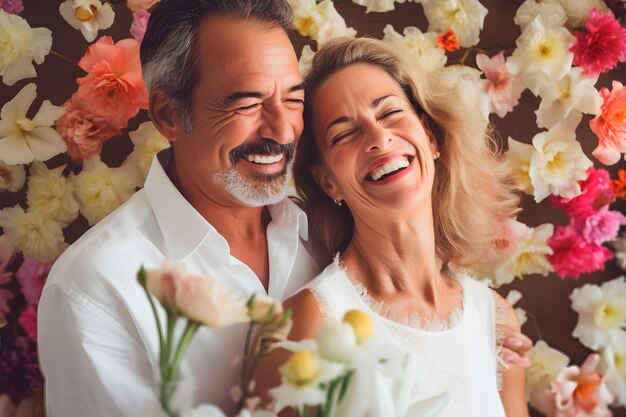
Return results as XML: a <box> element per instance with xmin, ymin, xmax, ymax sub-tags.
<box><xmin>293</xmin><ymin>37</ymin><xmax>520</xmax><ymax>269</ymax></box>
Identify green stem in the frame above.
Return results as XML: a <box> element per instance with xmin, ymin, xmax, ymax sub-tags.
<box><xmin>50</xmin><ymin>49</ymin><xmax>77</xmax><ymax>65</ymax></box>
<box><xmin>140</xmin><ymin>283</ymin><xmax>166</xmax><ymax>378</ymax></box>
<box><xmin>169</xmin><ymin>321</ymin><xmax>201</xmax><ymax>382</ymax></box>
<box><xmin>237</xmin><ymin>322</ymin><xmax>256</xmax><ymax>411</ymax></box>
<box><xmin>165</xmin><ymin>313</ymin><xmax>178</xmax><ymax>376</ymax></box>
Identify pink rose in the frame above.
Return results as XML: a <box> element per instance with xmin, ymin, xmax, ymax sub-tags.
<box><xmin>548</xmin><ymin>354</ymin><xmax>613</xmax><ymax>417</ymax></box>
<box><xmin>16</xmin><ymin>257</ymin><xmax>51</xmax><ymax>306</ymax></box>
<box><xmin>145</xmin><ymin>264</ymin><xmax>250</xmax><ymax>328</ymax></box>
<box><xmin>56</xmin><ymin>97</ymin><xmax>121</xmax><ymax>163</ymax></box>
<box><xmin>75</xmin><ymin>36</ymin><xmax>149</xmax><ymax>130</ymax></box>
<box><xmin>18</xmin><ymin>306</ymin><xmax>37</xmax><ymax>342</ymax></box>
<box><xmin>549</xmin><ymin>167</ymin><xmax>616</xmax><ymax>220</ymax></box>
<box><xmin>130</xmin><ymin>10</ymin><xmax>150</xmax><ymax>42</ymax></box>
<box><xmin>547</xmin><ymin>225</ymin><xmax>614</xmax><ymax>280</ymax></box>
<box><xmin>579</xmin><ymin>207</ymin><xmax>626</xmax><ymax>246</ymax></box>
<box><xmin>0</xmin><ymin>0</ymin><xmax>23</xmax><ymax>14</ymax></box>
<box><xmin>590</xmin><ymin>80</ymin><xmax>626</xmax><ymax>165</ymax></box>
<box><xmin>127</xmin><ymin>0</ymin><xmax>159</xmax><ymax>11</ymax></box>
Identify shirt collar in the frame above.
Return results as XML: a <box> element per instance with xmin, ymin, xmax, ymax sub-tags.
<box><xmin>144</xmin><ymin>150</ymin><xmax>309</xmax><ymax>261</ymax></box>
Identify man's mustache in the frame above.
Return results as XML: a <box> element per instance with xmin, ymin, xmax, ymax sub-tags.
<box><xmin>229</xmin><ymin>139</ymin><xmax>296</xmax><ymax>165</ymax></box>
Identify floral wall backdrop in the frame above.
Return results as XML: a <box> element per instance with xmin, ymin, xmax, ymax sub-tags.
<box><xmin>0</xmin><ymin>0</ymin><xmax>624</xmax><ymax>416</ymax></box>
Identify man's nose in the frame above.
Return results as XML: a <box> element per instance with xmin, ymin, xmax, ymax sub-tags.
<box><xmin>258</xmin><ymin>102</ymin><xmax>297</xmax><ymax>145</ymax></box>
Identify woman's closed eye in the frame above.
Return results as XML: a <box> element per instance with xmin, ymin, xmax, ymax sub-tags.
<box><xmin>378</xmin><ymin>108</ymin><xmax>403</xmax><ymax>120</ymax></box>
<box><xmin>331</xmin><ymin>129</ymin><xmax>356</xmax><ymax>145</ymax></box>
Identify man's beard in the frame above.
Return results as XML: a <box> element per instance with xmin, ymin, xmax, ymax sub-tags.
<box><xmin>213</xmin><ymin>139</ymin><xmax>296</xmax><ymax>207</ymax></box>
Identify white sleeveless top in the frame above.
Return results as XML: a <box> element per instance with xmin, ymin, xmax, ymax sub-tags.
<box><xmin>302</xmin><ymin>259</ymin><xmax>507</xmax><ymax>417</ymax></box>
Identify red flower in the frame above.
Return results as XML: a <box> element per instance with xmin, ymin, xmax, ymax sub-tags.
<box><xmin>548</xmin><ymin>167</ymin><xmax>615</xmax><ymax>220</ymax></box>
<box><xmin>437</xmin><ymin>30</ymin><xmax>460</xmax><ymax>52</ymax></box>
<box><xmin>571</xmin><ymin>9</ymin><xmax>626</xmax><ymax>76</ymax></box>
<box><xmin>18</xmin><ymin>306</ymin><xmax>37</xmax><ymax>342</ymax></box>
<box><xmin>611</xmin><ymin>169</ymin><xmax>626</xmax><ymax>199</ymax></box>
<box><xmin>547</xmin><ymin>225</ymin><xmax>614</xmax><ymax>280</ymax></box>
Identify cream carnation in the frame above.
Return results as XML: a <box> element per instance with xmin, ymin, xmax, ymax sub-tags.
<box><xmin>124</xmin><ymin>121</ymin><xmax>169</xmax><ymax>184</ymax></box>
<box><xmin>421</xmin><ymin>0</ymin><xmax>488</xmax><ymax>48</ymax></box>
<box><xmin>558</xmin><ymin>0</ymin><xmax>609</xmax><ymax>27</ymax></box>
<box><xmin>0</xmin><ymin>161</ymin><xmax>25</xmax><ymax>192</ymax></box>
<box><xmin>382</xmin><ymin>24</ymin><xmax>447</xmax><ymax>72</ymax></box>
<box><xmin>26</xmin><ymin>161</ymin><xmax>79</xmax><ymax>226</ymax></box>
<box><xmin>0</xmin><ymin>10</ymin><xmax>52</xmax><ymax>86</ymax></box>
<box><xmin>0</xmin><ymin>205</ymin><xmax>67</xmax><ymax>262</ymax></box>
<box><xmin>73</xmin><ymin>156</ymin><xmax>139</xmax><ymax>226</ymax></box>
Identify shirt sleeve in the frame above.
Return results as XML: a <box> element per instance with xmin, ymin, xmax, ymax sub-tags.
<box><xmin>38</xmin><ymin>284</ymin><xmax>158</xmax><ymax>417</ymax></box>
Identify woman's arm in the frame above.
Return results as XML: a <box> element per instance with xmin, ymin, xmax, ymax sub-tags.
<box><xmin>493</xmin><ymin>291</ymin><xmax>530</xmax><ymax>417</ymax></box>
<box><xmin>252</xmin><ymin>289</ymin><xmax>326</xmax><ymax>415</ymax></box>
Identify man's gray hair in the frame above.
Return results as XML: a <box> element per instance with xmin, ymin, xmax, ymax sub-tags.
<box><xmin>140</xmin><ymin>0</ymin><xmax>295</xmax><ymax>131</ymax></box>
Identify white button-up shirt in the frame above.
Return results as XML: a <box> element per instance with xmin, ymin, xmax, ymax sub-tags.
<box><xmin>38</xmin><ymin>152</ymin><xmax>322</xmax><ymax>417</ymax></box>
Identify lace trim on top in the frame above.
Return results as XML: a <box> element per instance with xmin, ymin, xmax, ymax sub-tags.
<box><xmin>335</xmin><ymin>256</ymin><xmax>466</xmax><ymax>332</ymax></box>
<box><xmin>491</xmin><ymin>289</ymin><xmax>509</xmax><ymax>391</ymax></box>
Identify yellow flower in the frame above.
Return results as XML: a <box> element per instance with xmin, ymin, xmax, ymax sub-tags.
<box><xmin>124</xmin><ymin>121</ymin><xmax>170</xmax><ymax>184</ymax></box>
<box><xmin>343</xmin><ymin>310</ymin><xmax>374</xmax><ymax>344</ymax></box>
<box><xmin>280</xmin><ymin>351</ymin><xmax>318</xmax><ymax>386</ymax></box>
<box><xmin>26</xmin><ymin>161</ymin><xmax>79</xmax><ymax>226</ymax></box>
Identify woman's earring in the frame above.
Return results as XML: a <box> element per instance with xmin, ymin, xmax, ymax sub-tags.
<box><xmin>433</xmin><ymin>151</ymin><xmax>441</xmax><ymax>160</ymax></box>
<box><xmin>333</xmin><ymin>198</ymin><xmax>343</xmax><ymax>207</ymax></box>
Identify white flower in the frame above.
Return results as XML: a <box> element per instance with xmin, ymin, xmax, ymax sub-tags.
<box><xmin>352</xmin><ymin>0</ymin><xmax>407</xmax><ymax>13</ymax></box>
<box><xmin>0</xmin><ymin>205</ymin><xmax>67</xmax><ymax>262</ymax></box>
<box><xmin>571</xmin><ymin>276</ymin><xmax>626</xmax><ymax>350</ymax></box>
<box><xmin>526</xmin><ymin>340</ymin><xmax>570</xmax><ymax>407</ymax></box>
<box><xmin>298</xmin><ymin>45</ymin><xmax>315</xmax><ymax>77</ymax></box>
<box><xmin>247</xmin><ymin>293</ymin><xmax>283</xmax><ymax>324</ymax></box>
<box><xmin>505</xmin><ymin>290</ymin><xmax>527</xmax><ymax>326</ymax></box>
<box><xmin>0</xmin><ymin>162</ymin><xmax>25</xmax><ymax>192</ymax></box>
<box><xmin>600</xmin><ymin>331</ymin><xmax>626</xmax><ymax>406</ymax></box>
<box><xmin>421</xmin><ymin>0</ymin><xmax>488</xmax><ymax>48</ymax></box>
<box><xmin>382</xmin><ymin>25</ymin><xmax>447</xmax><ymax>73</ymax></box>
<box><xmin>124</xmin><ymin>121</ymin><xmax>170</xmax><ymax>185</ymax></box>
<box><xmin>73</xmin><ymin>156</ymin><xmax>139</xmax><ymax>226</ymax></box>
<box><xmin>59</xmin><ymin>0</ymin><xmax>115</xmax><ymax>43</ymax></box>
<box><xmin>507</xmin><ymin>15</ymin><xmax>576</xmax><ymax>96</ymax></box>
<box><xmin>316</xmin><ymin>320</ymin><xmax>357</xmax><ymax>362</ymax></box>
<box><xmin>558</xmin><ymin>0</ymin><xmax>609</xmax><ymax>27</ymax></box>
<box><xmin>0</xmin><ymin>10</ymin><xmax>52</xmax><ymax>86</ymax></box>
<box><xmin>535</xmin><ymin>67</ymin><xmax>601</xmax><ymax>129</ymax></box>
<box><xmin>440</xmin><ymin>65</ymin><xmax>490</xmax><ymax>128</ymax></box>
<box><xmin>507</xmin><ymin>137</ymin><xmax>535</xmax><ymax>195</ymax></box>
<box><xmin>288</xmin><ymin>0</ymin><xmax>356</xmax><ymax>45</ymax></box>
<box><xmin>613</xmin><ymin>232</ymin><xmax>626</xmax><ymax>271</ymax></box>
<box><xmin>26</xmin><ymin>161</ymin><xmax>79</xmax><ymax>226</ymax></box>
<box><xmin>514</xmin><ymin>0</ymin><xmax>567</xmax><ymax>30</ymax></box>
<box><xmin>493</xmin><ymin>222</ymin><xmax>554</xmax><ymax>286</ymax></box>
<box><xmin>528</xmin><ymin>123</ymin><xmax>593</xmax><ymax>202</ymax></box>
<box><xmin>0</xmin><ymin>83</ymin><xmax>66</xmax><ymax>165</ymax></box>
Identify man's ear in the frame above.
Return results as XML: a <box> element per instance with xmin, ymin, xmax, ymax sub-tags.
<box><xmin>311</xmin><ymin>164</ymin><xmax>340</xmax><ymax>201</ymax></box>
<box><xmin>149</xmin><ymin>89</ymin><xmax>186</xmax><ymax>141</ymax></box>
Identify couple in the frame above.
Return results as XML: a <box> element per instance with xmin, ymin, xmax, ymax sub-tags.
<box><xmin>38</xmin><ymin>0</ymin><xmax>529</xmax><ymax>416</ymax></box>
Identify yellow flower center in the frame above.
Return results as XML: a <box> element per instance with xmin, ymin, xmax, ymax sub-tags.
<box><xmin>281</xmin><ymin>351</ymin><xmax>317</xmax><ymax>386</ymax></box>
<box><xmin>594</xmin><ymin>302</ymin><xmax>626</xmax><ymax>329</ymax></box>
<box><xmin>75</xmin><ymin>5</ymin><xmax>97</xmax><ymax>22</ymax></box>
<box><xmin>343</xmin><ymin>309</ymin><xmax>374</xmax><ymax>344</ymax></box>
<box><xmin>615</xmin><ymin>352</ymin><xmax>626</xmax><ymax>374</ymax></box>
<box><xmin>296</xmin><ymin>17</ymin><xmax>315</xmax><ymax>37</ymax></box>
<box><xmin>16</xmin><ymin>117</ymin><xmax>36</xmax><ymax>132</ymax></box>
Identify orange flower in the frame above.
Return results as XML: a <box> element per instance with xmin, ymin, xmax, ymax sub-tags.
<box><xmin>437</xmin><ymin>30</ymin><xmax>460</xmax><ymax>52</ymax></box>
<box><xmin>589</xmin><ymin>80</ymin><xmax>626</xmax><ymax>165</ymax></box>
<box><xmin>611</xmin><ymin>169</ymin><xmax>626</xmax><ymax>199</ymax></box>
<box><xmin>75</xmin><ymin>36</ymin><xmax>148</xmax><ymax>130</ymax></box>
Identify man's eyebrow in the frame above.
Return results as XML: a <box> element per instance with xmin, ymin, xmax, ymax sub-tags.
<box><xmin>288</xmin><ymin>82</ymin><xmax>305</xmax><ymax>93</ymax></box>
<box><xmin>224</xmin><ymin>91</ymin><xmax>264</xmax><ymax>105</ymax></box>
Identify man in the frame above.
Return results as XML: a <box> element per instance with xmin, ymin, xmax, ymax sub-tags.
<box><xmin>38</xmin><ymin>1</ymin><xmax>530</xmax><ymax>416</ymax></box>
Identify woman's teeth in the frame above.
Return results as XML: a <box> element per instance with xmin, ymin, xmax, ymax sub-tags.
<box><xmin>369</xmin><ymin>156</ymin><xmax>410</xmax><ymax>181</ymax></box>
<box><xmin>245</xmin><ymin>153</ymin><xmax>284</xmax><ymax>164</ymax></box>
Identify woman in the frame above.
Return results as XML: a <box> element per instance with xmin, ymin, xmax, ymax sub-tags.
<box><xmin>256</xmin><ymin>37</ymin><xmax>529</xmax><ymax>417</ymax></box>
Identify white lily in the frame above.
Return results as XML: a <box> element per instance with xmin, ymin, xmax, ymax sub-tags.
<box><xmin>59</xmin><ymin>0</ymin><xmax>115</xmax><ymax>42</ymax></box>
<box><xmin>514</xmin><ymin>0</ymin><xmax>567</xmax><ymax>30</ymax></box>
<box><xmin>600</xmin><ymin>331</ymin><xmax>626</xmax><ymax>407</ymax></box>
<box><xmin>421</xmin><ymin>0</ymin><xmax>488</xmax><ymax>48</ymax></box>
<box><xmin>0</xmin><ymin>83</ymin><xmax>66</xmax><ymax>165</ymax></box>
<box><xmin>352</xmin><ymin>0</ymin><xmax>407</xmax><ymax>13</ymax></box>
<box><xmin>382</xmin><ymin>25</ymin><xmax>447</xmax><ymax>73</ymax></box>
<box><xmin>506</xmin><ymin>137</ymin><xmax>535</xmax><ymax>195</ymax></box>
<box><xmin>298</xmin><ymin>45</ymin><xmax>315</xmax><ymax>77</ymax></box>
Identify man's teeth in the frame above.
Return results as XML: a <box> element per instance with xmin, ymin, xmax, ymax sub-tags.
<box><xmin>245</xmin><ymin>154</ymin><xmax>284</xmax><ymax>164</ymax></box>
<box><xmin>369</xmin><ymin>157</ymin><xmax>410</xmax><ymax>181</ymax></box>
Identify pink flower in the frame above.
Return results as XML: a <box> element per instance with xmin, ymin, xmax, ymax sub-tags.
<box><xmin>0</xmin><ymin>0</ymin><xmax>23</xmax><ymax>14</ymax></box>
<box><xmin>580</xmin><ymin>207</ymin><xmax>626</xmax><ymax>245</ymax></box>
<box><xmin>548</xmin><ymin>167</ymin><xmax>616</xmax><ymax>220</ymax></box>
<box><xmin>56</xmin><ymin>97</ymin><xmax>121</xmax><ymax>163</ymax></box>
<box><xmin>548</xmin><ymin>354</ymin><xmax>613</xmax><ymax>417</ymax></box>
<box><xmin>547</xmin><ymin>225</ymin><xmax>614</xmax><ymax>280</ymax></box>
<box><xmin>476</xmin><ymin>52</ymin><xmax>524</xmax><ymax>118</ymax></box>
<box><xmin>75</xmin><ymin>36</ymin><xmax>148</xmax><ymax>130</ymax></box>
<box><xmin>130</xmin><ymin>10</ymin><xmax>150</xmax><ymax>42</ymax></box>
<box><xmin>0</xmin><ymin>288</ymin><xmax>13</xmax><ymax>327</ymax></box>
<box><xmin>16</xmin><ymin>257</ymin><xmax>51</xmax><ymax>307</ymax></box>
<box><xmin>18</xmin><ymin>306</ymin><xmax>37</xmax><ymax>342</ymax></box>
<box><xmin>571</xmin><ymin>9</ymin><xmax>626</xmax><ymax>76</ymax></box>
<box><xmin>590</xmin><ymin>80</ymin><xmax>626</xmax><ymax>165</ymax></box>
<box><xmin>126</xmin><ymin>0</ymin><xmax>159</xmax><ymax>11</ymax></box>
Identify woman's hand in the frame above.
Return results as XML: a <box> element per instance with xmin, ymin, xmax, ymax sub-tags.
<box><xmin>498</xmin><ymin>324</ymin><xmax>532</xmax><ymax>368</ymax></box>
